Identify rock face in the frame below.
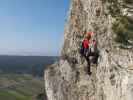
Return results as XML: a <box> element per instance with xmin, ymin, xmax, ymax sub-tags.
<box><xmin>44</xmin><ymin>0</ymin><xmax>133</xmax><ymax>100</ymax></box>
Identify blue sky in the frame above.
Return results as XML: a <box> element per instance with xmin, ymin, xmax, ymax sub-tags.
<box><xmin>0</xmin><ymin>0</ymin><xmax>70</xmax><ymax>56</ymax></box>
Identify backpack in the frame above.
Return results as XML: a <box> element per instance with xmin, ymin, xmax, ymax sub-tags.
<box><xmin>90</xmin><ymin>40</ymin><xmax>97</xmax><ymax>53</ymax></box>
<box><xmin>90</xmin><ymin>43</ymin><xmax>95</xmax><ymax>53</ymax></box>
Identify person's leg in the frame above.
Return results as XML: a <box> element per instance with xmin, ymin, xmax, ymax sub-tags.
<box><xmin>85</xmin><ymin>56</ymin><xmax>91</xmax><ymax>75</ymax></box>
<box><xmin>83</xmin><ymin>48</ymin><xmax>88</xmax><ymax>56</ymax></box>
<box><xmin>83</xmin><ymin>48</ymin><xmax>92</xmax><ymax>75</ymax></box>
<box><xmin>87</xmin><ymin>60</ymin><xmax>91</xmax><ymax>75</ymax></box>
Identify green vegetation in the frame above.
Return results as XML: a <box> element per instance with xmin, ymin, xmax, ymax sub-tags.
<box><xmin>112</xmin><ymin>16</ymin><xmax>133</xmax><ymax>45</ymax></box>
<box><xmin>107</xmin><ymin>0</ymin><xmax>133</xmax><ymax>46</ymax></box>
<box><xmin>0</xmin><ymin>74</ymin><xmax>44</xmax><ymax>100</ymax></box>
<box><xmin>0</xmin><ymin>90</ymin><xmax>31</xmax><ymax>100</ymax></box>
<box><xmin>0</xmin><ymin>56</ymin><xmax>56</xmax><ymax>100</ymax></box>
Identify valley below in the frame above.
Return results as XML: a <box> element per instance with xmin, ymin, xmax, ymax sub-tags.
<box><xmin>0</xmin><ymin>55</ymin><xmax>58</xmax><ymax>100</ymax></box>
<box><xmin>0</xmin><ymin>74</ymin><xmax>44</xmax><ymax>100</ymax></box>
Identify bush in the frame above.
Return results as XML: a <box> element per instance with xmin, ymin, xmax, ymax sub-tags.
<box><xmin>107</xmin><ymin>0</ymin><xmax>133</xmax><ymax>46</ymax></box>
<box><xmin>112</xmin><ymin>16</ymin><xmax>133</xmax><ymax>45</ymax></box>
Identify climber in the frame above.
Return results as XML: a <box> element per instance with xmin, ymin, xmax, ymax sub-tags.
<box><xmin>80</xmin><ymin>31</ymin><xmax>99</xmax><ymax>75</ymax></box>
<box><xmin>80</xmin><ymin>32</ymin><xmax>92</xmax><ymax>75</ymax></box>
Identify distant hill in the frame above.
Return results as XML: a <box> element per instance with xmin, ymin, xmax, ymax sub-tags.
<box><xmin>0</xmin><ymin>55</ymin><xmax>58</xmax><ymax>77</ymax></box>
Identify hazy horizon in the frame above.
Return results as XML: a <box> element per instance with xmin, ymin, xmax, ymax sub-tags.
<box><xmin>0</xmin><ymin>52</ymin><xmax>59</xmax><ymax>56</ymax></box>
<box><xmin>0</xmin><ymin>50</ymin><xmax>60</xmax><ymax>56</ymax></box>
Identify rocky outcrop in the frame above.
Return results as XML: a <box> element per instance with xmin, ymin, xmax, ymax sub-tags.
<box><xmin>44</xmin><ymin>0</ymin><xmax>133</xmax><ymax>100</ymax></box>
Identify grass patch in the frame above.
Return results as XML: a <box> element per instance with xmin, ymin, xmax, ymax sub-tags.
<box><xmin>0</xmin><ymin>90</ymin><xmax>32</xmax><ymax>100</ymax></box>
<box><xmin>0</xmin><ymin>74</ymin><xmax>44</xmax><ymax>100</ymax></box>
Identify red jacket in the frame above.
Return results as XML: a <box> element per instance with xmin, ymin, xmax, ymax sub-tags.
<box><xmin>83</xmin><ymin>39</ymin><xmax>90</xmax><ymax>49</ymax></box>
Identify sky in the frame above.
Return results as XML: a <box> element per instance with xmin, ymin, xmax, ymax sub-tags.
<box><xmin>0</xmin><ymin>0</ymin><xmax>70</xmax><ymax>56</ymax></box>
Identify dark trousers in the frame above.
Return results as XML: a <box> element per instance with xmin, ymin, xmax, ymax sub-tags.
<box><xmin>83</xmin><ymin>48</ymin><xmax>91</xmax><ymax>73</ymax></box>
<box><xmin>83</xmin><ymin>49</ymin><xmax>99</xmax><ymax>73</ymax></box>
<box><xmin>85</xmin><ymin>55</ymin><xmax>91</xmax><ymax>73</ymax></box>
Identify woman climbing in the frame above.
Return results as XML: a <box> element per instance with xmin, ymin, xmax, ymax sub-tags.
<box><xmin>80</xmin><ymin>31</ymin><xmax>99</xmax><ymax>75</ymax></box>
<box><xmin>80</xmin><ymin>32</ymin><xmax>92</xmax><ymax>75</ymax></box>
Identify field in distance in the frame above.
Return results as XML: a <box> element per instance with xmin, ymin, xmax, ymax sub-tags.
<box><xmin>0</xmin><ymin>73</ymin><xmax>44</xmax><ymax>100</ymax></box>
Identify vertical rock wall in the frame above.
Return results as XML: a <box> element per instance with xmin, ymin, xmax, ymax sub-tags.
<box><xmin>44</xmin><ymin>0</ymin><xmax>133</xmax><ymax>100</ymax></box>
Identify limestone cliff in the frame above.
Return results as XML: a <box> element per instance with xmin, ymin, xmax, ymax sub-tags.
<box><xmin>44</xmin><ymin>0</ymin><xmax>133</xmax><ymax>100</ymax></box>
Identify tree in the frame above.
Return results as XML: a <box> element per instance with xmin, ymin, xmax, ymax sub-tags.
<box><xmin>107</xmin><ymin>0</ymin><xmax>133</xmax><ymax>46</ymax></box>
